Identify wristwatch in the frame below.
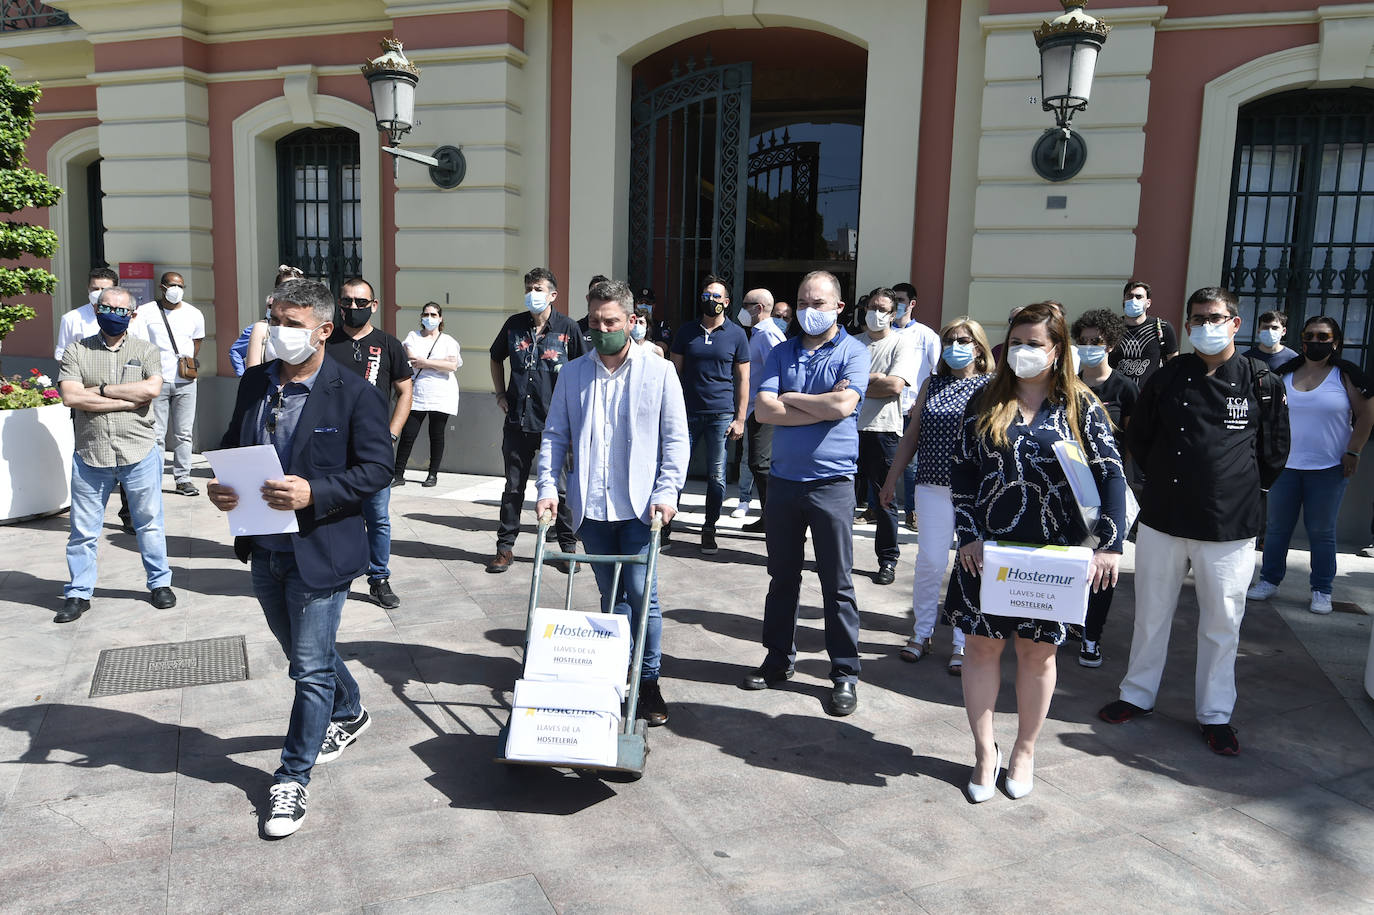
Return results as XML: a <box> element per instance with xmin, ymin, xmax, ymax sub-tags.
<box><xmin>391</xmin><ymin>432</ymin><xmax>399</xmax><ymax>443</ymax></box>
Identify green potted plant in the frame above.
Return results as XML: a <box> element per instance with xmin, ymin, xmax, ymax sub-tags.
<box><xmin>0</xmin><ymin>66</ymin><xmax>70</xmax><ymax>522</ymax></box>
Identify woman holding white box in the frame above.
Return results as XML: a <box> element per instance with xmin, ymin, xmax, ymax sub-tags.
<box><xmin>946</xmin><ymin>302</ymin><xmax>1126</xmax><ymax>803</ymax></box>
<box><xmin>879</xmin><ymin>317</ymin><xmax>993</xmax><ymax>674</ymax></box>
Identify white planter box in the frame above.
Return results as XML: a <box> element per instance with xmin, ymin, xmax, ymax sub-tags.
<box><xmin>0</xmin><ymin>404</ymin><xmax>74</xmax><ymax>523</ymax></box>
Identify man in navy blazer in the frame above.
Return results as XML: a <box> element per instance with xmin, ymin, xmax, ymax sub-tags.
<box><xmin>208</xmin><ymin>279</ymin><xmax>392</xmax><ymax>838</ymax></box>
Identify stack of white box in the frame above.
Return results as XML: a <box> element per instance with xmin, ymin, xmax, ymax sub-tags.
<box><xmin>505</xmin><ymin>607</ymin><xmax>631</xmax><ymax>767</ymax></box>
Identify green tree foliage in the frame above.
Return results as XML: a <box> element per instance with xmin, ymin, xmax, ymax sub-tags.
<box><xmin>0</xmin><ymin>65</ymin><xmax>61</xmax><ymax>354</ymax></box>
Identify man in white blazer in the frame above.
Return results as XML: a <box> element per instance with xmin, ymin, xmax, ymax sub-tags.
<box><xmin>537</xmin><ymin>279</ymin><xmax>689</xmax><ymax>726</ymax></box>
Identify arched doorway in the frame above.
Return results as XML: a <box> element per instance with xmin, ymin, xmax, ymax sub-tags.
<box><xmin>1222</xmin><ymin>88</ymin><xmax>1374</xmax><ymax>367</ymax></box>
<box><xmin>629</xmin><ymin>29</ymin><xmax>867</xmax><ymax>326</ymax></box>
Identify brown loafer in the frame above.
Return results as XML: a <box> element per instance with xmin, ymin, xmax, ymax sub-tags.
<box><xmin>486</xmin><ymin>549</ymin><xmax>514</xmax><ymax>573</ymax></box>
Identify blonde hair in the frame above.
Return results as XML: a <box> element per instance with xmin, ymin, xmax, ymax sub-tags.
<box><xmin>974</xmin><ymin>302</ymin><xmax>1094</xmax><ymax>450</ymax></box>
<box><xmin>937</xmin><ymin>316</ymin><xmax>993</xmax><ymax>376</ymax></box>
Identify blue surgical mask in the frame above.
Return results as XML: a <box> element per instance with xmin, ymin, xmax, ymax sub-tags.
<box><xmin>1259</xmin><ymin>327</ymin><xmax>1282</xmax><ymax>347</ymax></box>
<box><xmin>1124</xmin><ymin>299</ymin><xmax>1146</xmax><ymax>319</ymax></box>
<box><xmin>1189</xmin><ymin>321</ymin><xmax>1233</xmax><ymax>355</ymax></box>
<box><xmin>630</xmin><ymin>322</ymin><xmax>647</xmax><ymax>342</ymax></box>
<box><xmin>942</xmin><ymin>343</ymin><xmax>974</xmax><ymax>369</ymax></box>
<box><xmin>1078</xmin><ymin>345</ymin><xmax>1107</xmax><ymax>367</ymax></box>
<box><xmin>421</xmin><ymin>316</ymin><xmax>440</xmax><ymax>331</ymax></box>
<box><xmin>798</xmin><ymin>306</ymin><xmax>837</xmax><ymax>336</ymax></box>
<box><xmin>525</xmin><ymin>290</ymin><xmax>549</xmax><ymax>314</ymax></box>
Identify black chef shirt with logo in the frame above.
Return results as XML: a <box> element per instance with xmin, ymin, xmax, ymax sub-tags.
<box><xmin>1127</xmin><ymin>352</ymin><xmax>1289</xmax><ymax>542</ymax></box>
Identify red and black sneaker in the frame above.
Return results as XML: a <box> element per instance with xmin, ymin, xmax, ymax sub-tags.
<box><xmin>1098</xmin><ymin>699</ymin><xmax>1153</xmax><ymax>724</ymax></box>
<box><xmin>1200</xmin><ymin>723</ymin><xmax>1239</xmax><ymax>756</ymax></box>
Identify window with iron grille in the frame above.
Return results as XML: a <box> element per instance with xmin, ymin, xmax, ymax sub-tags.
<box><xmin>87</xmin><ymin>158</ymin><xmax>105</xmax><ymax>268</ymax></box>
<box><xmin>1223</xmin><ymin>89</ymin><xmax>1374</xmax><ymax>368</ymax></box>
<box><xmin>1</xmin><ymin>2</ymin><xmax>72</xmax><ymax>30</ymax></box>
<box><xmin>276</xmin><ymin>127</ymin><xmax>362</xmax><ymax>297</ymax></box>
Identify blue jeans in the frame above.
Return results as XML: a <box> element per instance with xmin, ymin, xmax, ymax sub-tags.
<box><xmin>251</xmin><ymin>549</ymin><xmax>360</xmax><ymax>786</ymax></box>
<box><xmin>577</xmin><ymin>518</ymin><xmax>662</xmax><ymax>682</ymax></box>
<box><xmin>686</xmin><ymin>411</ymin><xmax>732</xmax><ymax>527</ymax></box>
<box><xmin>1259</xmin><ymin>466</ymin><xmax>1349</xmax><ymax>595</ymax></box>
<box><xmin>762</xmin><ymin>475</ymin><xmax>861</xmax><ymax>683</ymax></box>
<box><xmin>65</xmin><ymin>449</ymin><xmax>171</xmax><ymax>598</ymax></box>
<box><xmin>363</xmin><ymin>485</ymin><xmax>391</xmax><ymax>582</ymax></box>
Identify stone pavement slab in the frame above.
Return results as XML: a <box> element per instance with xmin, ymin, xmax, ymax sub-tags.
<box><xmin>0</xmin><ymin>468</ymin><xmax>1372</xmax><ymax>913</ymax></box>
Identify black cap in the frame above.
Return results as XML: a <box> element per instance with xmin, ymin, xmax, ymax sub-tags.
<box><xmin>637</xmin><ymin>287</ymin><xmax>656</xmax><ymax>303</ymax></box>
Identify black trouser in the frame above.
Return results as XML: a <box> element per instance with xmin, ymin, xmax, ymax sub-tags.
<box><xmin>1084</xmin><ymin>582</ymin><xmax>1115</xmax><ymax>643</ymax></box>
<box><xmin>497</xmin><ymin>424</ymin><xmax>575</xmax><ymax>551</ymax></box>
<box><xmin>761</xmin><ymin>475</ymin><xmax>861</xmax><ymax>683</ymax></box>
<box><xmin>857</xmin><ymin>430</ymin><xmax>901</xmax><ymax>564</ymax></box>
<box><xmin>395</xmin><ymin>409</ymin><xmax>449</xmax><ymax>475</ymax></box>
<box><xmin>745</xmin><ymin>414</ymin><xmax>773</xmax><ymax>510</ymax></box>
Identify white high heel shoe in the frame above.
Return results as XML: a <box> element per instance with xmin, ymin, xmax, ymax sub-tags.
<box><xmin>1004</xmin><ymin>757</ymin><xmax>1034</xmax><ymax>799</ymax></box>
<box><xmin>967</xmin><ymin>744</ymin><xmax>1001</xmax><ymax>804</ymax></box>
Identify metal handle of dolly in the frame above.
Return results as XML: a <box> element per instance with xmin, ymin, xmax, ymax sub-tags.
<box><xmin>525</xmin><ymin>509</ymin><xmax>663</xmax><ymax>731</ymax></box>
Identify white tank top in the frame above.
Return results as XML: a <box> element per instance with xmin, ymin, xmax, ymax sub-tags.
<box><xmin>1285</xmin><ymin>367</ymin><xmax>1352</xmax><ymax>470</ymax></box>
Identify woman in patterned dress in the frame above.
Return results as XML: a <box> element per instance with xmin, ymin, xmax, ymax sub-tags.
<box><xmin>879</xmin><ymin>316</ymin><xmax>994</xmax><ymax>674</ymax></box>
<box><xmin>948</xmin><ymin>302</ymin><xmax>1126</xmax><ymax>802</ymax></box>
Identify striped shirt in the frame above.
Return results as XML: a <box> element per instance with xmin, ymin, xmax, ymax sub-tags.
<box><xmin>58</xmin><ymin>333</ymin><xmax>162</xmax><ymax>468</ymax></box>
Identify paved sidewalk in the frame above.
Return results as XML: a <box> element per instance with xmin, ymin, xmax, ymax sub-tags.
<box><xmin>1</xmin><ymin>463</ymin><xmax>1373</xmax><ymax>913</ymax></box>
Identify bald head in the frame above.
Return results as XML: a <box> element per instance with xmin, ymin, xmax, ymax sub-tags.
<box><xmin>742</xmin><ymin>288</ymin><xmax>774</xmax><ymax>315</ymax></box>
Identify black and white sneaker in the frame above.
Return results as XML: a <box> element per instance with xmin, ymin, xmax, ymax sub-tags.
<box><xmin>263</xmin><ymin>782</ymin><xmax>308</xmax><ymax>838</ymax></box>
<box><xmin>1078</xmin><ymin>639</ymin><xmax>1103</xmax><ymax>668</ymax></box>
<box><xmin>316</xmin><ymin>707</ymin><xmax>371</xmax><ymax>764</ymax></box>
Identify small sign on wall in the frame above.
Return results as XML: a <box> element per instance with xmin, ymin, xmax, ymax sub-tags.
<box><xmin>119</xmin><ymin>262</ymin><xmax>155</xmax><ymax>307</ymax></box>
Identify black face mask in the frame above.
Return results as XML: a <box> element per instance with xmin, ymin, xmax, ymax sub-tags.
<box><xmin>341</xmin><ymin>305</ymin><xmax>372</xmax><ymax>329</ymax></box>
<box><xmin>699</xmin><ymin>297</ymin><xmax>725</xmax><ymax>317</ymax></box>
<box><xmin>1303</xmin><ymin>340</ymin><xmax>1335</xmax><ymax>363</ymax></box>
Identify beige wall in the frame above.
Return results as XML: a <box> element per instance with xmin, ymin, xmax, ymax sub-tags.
<box><xmin>968</xmin><ymin>5</ymin><xmax>1166</xmax><ymax>329</ymax></box>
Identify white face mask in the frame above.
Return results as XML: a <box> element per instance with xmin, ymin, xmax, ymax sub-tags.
<box><xmin>525</xmin><ymin>290</ymin><xmax>549</xmax><ymax>314</ymax></box>
<box><xmin>421</xmin><ymin>316</ymin><xmax>440</xmax><ymax>331</ymax></box>
<box><xmin>269</xmin><ymin>324</ymin><xmax>320</xmax><ymax>365</ymax></box>
<box><xmin>737</xmin><ymin>308</ymin><xmax>754</xmax><ymax>328</ymax></box>
<box><xmin>630</xmin><ymin>322</ymin><xmax>647</xmax><ymax>342</ymax></box>
<box><xmin>865</xmin><ymin>310</ymin><xmax>892</xmax><ymax>333</ymax></box>
<box><xmin>1008</xmin><ymin>344</ymin><xmax>1053</xmax><ymax>379</ymax></box>
<box><xmin>1189</xmin><ymin>321</ymin><xmax>1233</xmax><ymax>356</ymax></box>
<box><xmin>88</xmin><ymin>288</ymin><xmax>104</xmax><ymax>306</ymax></box>
<box><xmin>163</xmin><ymin>285</ymin><xmax>184</xmax><ymax>306</ymax></box>
<box><xmin>1258</xmin><ymin>327</ymin><xmax>1282</xmax><ymax>347</ymax></box>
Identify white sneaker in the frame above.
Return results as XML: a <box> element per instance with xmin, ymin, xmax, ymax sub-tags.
<box><xmin>731</xmin><ymin>501</ymin><xmax>750</xmax><ymax>518</ymax></box>
<box><xmin>1246</xmin><ymin>580</ymin><xmax>1279</xmax><ymax>601</ymax></box>
<box><xmin>1361</xmin><ymin>544</ymin><xmax>1374</xmax><ymax>559</ymax></box>
<box><xmin>263</xmin><ymin>782</ymin><xmax>308</xmax><ymax>838</ymax></box>
<box><xmin>1310</xmin><ymin>591</ymin><xmax>1333</xmax><ymax>615</ymax></box>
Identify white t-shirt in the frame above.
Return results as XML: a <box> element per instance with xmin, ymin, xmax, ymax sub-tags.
<box><xmin>403</xmin><ymin>330</ymin><xmax>462</xmax><ymax>414</ymax></box>
<box><xmin>133</xmin><ymin>301</ymin><xmax>205</xmax><ymax>385</ymax></box>
<box><xmin>896</xmin><ymin>319</ymin><xmax>940</xmax><ymax>415</ymax></box>
<box><xmin>55</xmin><ymin>303</ymin><xmax>99</xmax><ymax>360</ymax></box>
<box><xmin>858</xmin><ymin>331</ymin><xmax>920</xmax><ymax>432</ymax></box>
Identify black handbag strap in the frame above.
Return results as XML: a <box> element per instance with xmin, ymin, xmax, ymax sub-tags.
<box><xmin>157</xmin><ymin>305</ymin><xmax>182</xmax><ymax>357</ymax></box>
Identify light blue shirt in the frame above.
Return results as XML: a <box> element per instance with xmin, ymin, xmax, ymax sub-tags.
<box><xmin>748</xmin><ymin>317</ymin><xmax>787</xmax><ymax>413</ymax></box>
<box><xmin>758</xmin><ymin>327</ymin><xmax>871</xmax><ymax>482</ymax></box>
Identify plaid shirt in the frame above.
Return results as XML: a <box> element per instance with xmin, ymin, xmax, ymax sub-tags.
<box><xmin>58</xmin><ymin>334</ymin><xmax>162</xmax><ymax>468</ymax></box>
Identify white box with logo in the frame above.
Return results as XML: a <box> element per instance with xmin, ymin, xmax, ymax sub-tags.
<box><xmin>523</xmin><ymin>607</ymin><xmax>631</xmax><ymax>687</ymax></box>
<box><xmin>980</xmin><ymin>541</ymin><xmax>1093</xmax><ymax>626</ymax></box>
<box><xmin>505</xmin><ymin>678</ymin><xmax>622</xmax><ymax>766</ymax></box>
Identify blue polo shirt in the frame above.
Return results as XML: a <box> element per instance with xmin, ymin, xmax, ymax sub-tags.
<box><xmin>758</xmin><ymin>327</ymin><xmax>870</xmax><ymax>482</ymax></box>
<box><xmin>670</xmin><ymin>319</ymin><xmax>750</xmax><ymax>414</ymax></box>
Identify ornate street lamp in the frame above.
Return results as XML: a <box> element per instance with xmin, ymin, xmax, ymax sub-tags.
<box><xmin>1031</xmin><ymin>1</ymin><xmax>1110</xmax><ymax>182</ymax></box>
<box><xmin>361</xmin><ymin>37</ymin><xmax>465</xmax><ymax>189</ymax></box>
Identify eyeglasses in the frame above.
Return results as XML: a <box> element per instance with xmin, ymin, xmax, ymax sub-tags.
<box><xmin>1302</xmin><ymin>331</ymin><xmax>1335</xmax><ymax>342</ymax></box>
<box><xmin>351</xmin><ymin>340</ymin><xmax>363</xmax><ymax>363</ymax></box>
<box><xmin>943</xmin><ymin>335</ymin><xmax>974</xmax><ymax>345</ymax></box>
<box><xmin>700</xmin><ymin>292</ymin><xmax>725</xmax><ymax>302</ymax></box>
<box><xmin>265</xmin><ymin>389</ymin><xmax>285</xmax><ymax>439</ymax></box>
<box><xmin>1077</xmin><ymin>336</ymin><xmax>1106</xmax><ymax>346</ymax></box>
<box><xmin>1187</xmin><ymin>313</ymin><xmax>1234</xmax><ymax>327</ymax></box>
<box><xmin>742</xmin><ymin>301</ymin><xmax>764</xmax><ymax>308</ymax></box>
<box><xmin>95</xmin><ymin>303</ymin><xmax>132</xmax><ymax>317</ymax></box>
<box><xmin>340</xmin><ymin>296</ymin><xmax>373</xmax><ymax>308</ymax></box>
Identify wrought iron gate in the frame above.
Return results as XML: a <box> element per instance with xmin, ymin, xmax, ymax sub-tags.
<box><xmin>277</xmin><ymin>127</ymin><xmax>363</xmax><ymax>296</ymax></box>
<box><xmin>1222</xmin><ymin>88</ymin><xmax>1374</xmax><ymax>367</ymax></box>
<box><xmin>628</xmin><ymin>58</ymin><xmax>751</xmax><ymax>320</ymax></box>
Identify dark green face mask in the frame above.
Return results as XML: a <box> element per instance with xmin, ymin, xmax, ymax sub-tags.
<box><xmin>590</xmin><ymin>328</ymin><xmax>628</xmax><ymax>356</ymax></box>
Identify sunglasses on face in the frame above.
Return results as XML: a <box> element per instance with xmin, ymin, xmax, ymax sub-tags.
<box><xmin>340</xmin><ymin>297</ymin><xmax>373</xmax><ymax>308</ymax></box>
<box><xmin>701</xmin><ymin>293</ymin><xmax>725</xmax><ymax>302</ymax></box>
<box><xmin>943</xmin><ymin>335</ymin><xmax>974</xmax><ymax>345</ymax></box>
<box><xmin>96</xmin><ymin>303</ymin><xmax>132</xmax><ymax>317</ymax></box>
<box><xmin>1077</xmin><ymin>336</ymin><xmax>1106</xmax><ymax>346</ymax></box>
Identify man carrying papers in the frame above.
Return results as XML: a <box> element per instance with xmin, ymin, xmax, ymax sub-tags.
<box><xmin>208</xmin><ymin>279</ymin><xmax>393</xmax><ymax>839</ymax></box>
<box><xmin>536</xmin><ymin>279</ymin><xmax>689</xmax><ymax>727</ymax></box>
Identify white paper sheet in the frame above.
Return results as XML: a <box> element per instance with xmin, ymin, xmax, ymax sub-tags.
<box><xmin>202</xmin><ymin>445</ymin><xmax>300</xmax><ymax>537</ymax></box>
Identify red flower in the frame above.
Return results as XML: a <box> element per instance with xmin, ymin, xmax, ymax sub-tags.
<box><xmin>42</xmin><ymin>388</ymin><xmax>59</xmax><ymax>399</ymax></box>
<box><xmin>516</xmin><ymin>339</ymin><xmax>531</xmax><ymax>351</ymax></box>
<box><xmin>542</xmin><ymin>348</ymin><xmax>559</xmax><ymax>361</ymax></box>
<box><xmin>29</xmin><ymin>368</ymin><xmax>39</xmax><ymax>375</ymax></box>
<box><xmin>0</xmin><ymin>385</ymin><xmax>12</xmax><ymax>394</ymax></box>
